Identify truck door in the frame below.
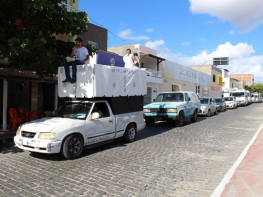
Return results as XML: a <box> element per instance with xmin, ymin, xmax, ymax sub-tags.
<box><xmin>184</xmin><ymin>93</ymin><xmax>192</xmax><ymax>117</ymax></box>
<box><xmin>85</xmin><ymin>102</ymin><xmax>115</xmax><ymax>145</ymax></box>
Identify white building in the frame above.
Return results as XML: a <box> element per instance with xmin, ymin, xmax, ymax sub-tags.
<box><xmin>221</xmin><ymin>68</ymin><xmax>240</xmax><ymax>92</ymax></box>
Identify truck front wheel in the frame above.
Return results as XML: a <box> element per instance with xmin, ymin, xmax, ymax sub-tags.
<box><xmin>61</xmin><ymin>134</ymin><xmax>84</xmax><ymax>159</ymax></box>
<box><xmin>123</xmin><ymin>124</ymin><xmax>137</xmax><ymax>143</ymax></box>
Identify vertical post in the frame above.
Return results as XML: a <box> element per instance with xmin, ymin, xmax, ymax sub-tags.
<box><xmin>157</xmin><ymin>59</ymin><xmax>159</xmax><ymax>71</ymax></box>
<box><xmin>54</xmin><ymin>84</ymin><xmax>58</xmax><ymax>110</ymax></box>
<box><xmin>3</xmin><ymin>80</ymin><xmax>8</xmax><ymax>130</ymax></box>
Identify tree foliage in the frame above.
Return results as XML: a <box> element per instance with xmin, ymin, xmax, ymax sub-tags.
<box><xmin>0</xmin><ymin>0</ymin><xmax>89</xmax><ymax>78</ymax></box>
<box><xmin>244</xmin><ymin>84</ymin><xmax>263</xmax><ymax>95</ymax></box>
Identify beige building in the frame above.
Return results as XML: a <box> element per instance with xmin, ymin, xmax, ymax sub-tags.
<box><xmin>189</xmin><ymin>65</ymin><xmax>223</xmax><ymax>97</ymax></box>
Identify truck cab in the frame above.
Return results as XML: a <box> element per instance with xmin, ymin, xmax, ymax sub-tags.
<box><xmin>14</xmin><ymin>100</ymin><xmax>145</xmax><ymax>159</ymax></box>
<box><xmin>143</xmin><ymin>91</ymin><xmax>201</xmax><ymax>127</ymax></box>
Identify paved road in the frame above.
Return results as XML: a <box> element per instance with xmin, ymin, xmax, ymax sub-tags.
<box><xmin>1</xmin><ymin>103</ymin><xmax>263</xmax><ymax>197</ymax></box>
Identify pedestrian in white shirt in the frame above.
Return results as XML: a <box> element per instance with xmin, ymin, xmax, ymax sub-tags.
<box><xmin>123</xmin><ymin>49</ymin><xmax>136</xmax><ymax>68</ymax></box>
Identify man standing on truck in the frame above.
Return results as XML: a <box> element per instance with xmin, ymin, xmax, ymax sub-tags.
<box><xmin>62</xmin><ymin>38</ymin><xmax>89</xmax><ymax>83</ymax></box>
<box><xmin>123</xmin><ymin>49</ymin><xmax>136</xmax><ymax>68</ymax></box>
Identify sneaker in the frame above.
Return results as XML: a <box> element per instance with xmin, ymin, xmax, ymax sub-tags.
<box><xmin>70</xmin><ymin>78</ymin><xmax>76</xmax><ymax>83</ymax></box>
<box><xmin>62</xmin><ymin>78</ymin><xmax>71</xmax><ymax>83</ymax></box>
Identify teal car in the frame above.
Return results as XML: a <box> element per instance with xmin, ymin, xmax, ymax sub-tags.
<box><xmin>143</xmin><ymin>91</ymin><xmax>201</xmax><ymax>127</ymax></box>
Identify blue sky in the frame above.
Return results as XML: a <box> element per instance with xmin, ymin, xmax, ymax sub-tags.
<box><xmin>80</xmin><ymin>0</ymin><xmax>263</xmax><ymax>83</ymax></box>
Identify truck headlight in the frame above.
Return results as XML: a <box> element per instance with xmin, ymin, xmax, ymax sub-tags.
<box><xmin>143</xmin><ymin>109</ymin><xmax>151</xmax><ymax>113</ymax></box>
<box><xmin>16</xmin><ymin>126</ymin><xmax>21</xmax><ymax>136</ymax></box>
<box><xmin>166</xmin><ymin>108</ymin><xmax>177</xmax><ymax>113</ymax></box>
<box><xmin>201</xmin><ymin>106</ymin><xmax>207</xmax><ymax>110</ymax></box>
<box><xmin>38</xmin><ymin>132</ymin><xmax>56</xmax><ymax>140</ymax></box>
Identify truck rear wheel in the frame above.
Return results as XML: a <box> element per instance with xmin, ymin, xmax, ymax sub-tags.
<box><xmin>123</xmin><ymin>124</ymin><xmax>137</xmax><ymax>143</ymax></box>
<box><xmin>191</xmin><ymin>110</ymin><xmax>198</xmax><ymax>122</ymax></box>
<box><xmin>145</xmin><ymin>119</ymin><xmax>154</xmax><ymax>126</ymax></box>
<box><xmin>61</xmin><ymin>134</ymin><xmax>84</xmax><ymax>159</ymax></box>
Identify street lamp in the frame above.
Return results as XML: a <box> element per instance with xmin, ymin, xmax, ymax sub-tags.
<box><xmin>196</xmin><ymin>60</ymin><xmax>212</xmax><ymax>95</ymax></box>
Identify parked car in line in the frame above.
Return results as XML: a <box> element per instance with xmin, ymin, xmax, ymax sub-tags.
<box><xmin>198</xmin><ymin>97</ymin><xmax>218</xmax><ymax>117</ymax></box>
<box><xmin>246</xmin><ymin>90</ymin><xmax>252</xmax><ymax>105</ymax></box>
<box><xmin>215</xmin><ymin>97</ymin><xmax>227</xmax><ymax>112</ymax></box>
<box><xmin>224</xmin><ymin>96</ymin><xmax>238</xmax><ymax>109</ymax></box>
<box><xmin>143</xmin><ymin>91</ymin><xmax>201</xmax><ymax>127</ymax></box>
<box><xmin>232</xmin><ymin>90</ymin><xmax>248</xmax><ymax>106</ymax></box>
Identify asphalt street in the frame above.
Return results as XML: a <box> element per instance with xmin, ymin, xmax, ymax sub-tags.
<box><xmin>1</xmin><ymin>103</ymin><xmax>263</xmax><ymax>197</ymax></box>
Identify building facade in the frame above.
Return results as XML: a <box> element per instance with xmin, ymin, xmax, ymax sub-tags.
<box><xmin>189</xmin><ymin>65</ymin><xmax>223</xmax><ymax>97</ymax></box>
<box><xmin>228</xmin><ymin>74</ymin><xmax>254</xmax><ymax>88</ymax></box>
<box><xmin>160</xmin><ymin>60</ymin><xmax>214</xmax><ymax>97</ymax></box>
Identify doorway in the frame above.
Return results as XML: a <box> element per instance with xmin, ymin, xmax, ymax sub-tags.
<box><xmin>172</xmin><ymin>84</ymin><xmax>180</xmax><ymax>92</ymax></box>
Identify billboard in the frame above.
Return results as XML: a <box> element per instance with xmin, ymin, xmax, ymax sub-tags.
<box><xmin>97</xmin><ymin>50</ymin><xmax>124</xmax><ymax>67</ymax></box>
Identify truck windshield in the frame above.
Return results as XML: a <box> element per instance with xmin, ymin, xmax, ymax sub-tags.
<box><xmin>225</xmin><ymin>97</ymin><xmax>233</xmax><ymax>101</ymax></box>
<box><xmin>155</xmin><ymin>93</ymin><xmax>184</xmax><ymax>102</ymax></box>
<box><xmin>232</xmin><ymin>92</ymin><xmax>244</xmax><ymax>97</ymax></box>
<box><xmin>51</xmin><ymin>103</ymin><xmax>92</xmax><ymax>120</ymax></box>
<box><xmin>199</xmin><ymin>98</ymin><xmax>209</xmax><ymax>104</ymax></box>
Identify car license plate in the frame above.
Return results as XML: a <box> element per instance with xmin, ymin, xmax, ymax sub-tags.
<box><xmin>155</xmin><ymin>118</ymin><xmax>162</xmax><ymax>121</ymax></box>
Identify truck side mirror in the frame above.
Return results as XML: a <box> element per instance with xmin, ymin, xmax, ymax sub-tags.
<box><xmin>153</xmin><ymin>99</ymin><xmax>156</xmax><ymax>102</ymax></box>
<box><xmin>188</xmin><ymin>97</ymin><xmax>191</xmax><ymax>101</ymax></box>
<box><xmin>90</xmin><ymin>112</ymin><xmax>100</xmax><ymax>120</ymax></box>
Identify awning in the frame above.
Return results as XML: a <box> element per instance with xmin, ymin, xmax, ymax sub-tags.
<box><xmin>140</xmin><ymin>51</ymin><xmax>166</xmax><ymax>61</ymax></box>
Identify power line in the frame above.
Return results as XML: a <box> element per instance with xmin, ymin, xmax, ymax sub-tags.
<box><xmin>88</xmin><ymin>17</ymin><xmax>132</xmax><ymax>45</ymax></box>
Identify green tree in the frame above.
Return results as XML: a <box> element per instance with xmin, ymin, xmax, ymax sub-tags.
<box><xmin>0</xmin><ymin>0</ymin><xmax>89</xmax><ymax>78</ymax></box>
<box><xmin>244</xmin><ymin>85</ymin><xmax>253</xmax><ymax>93</ymax></box>
<box><xmin>253</xmin><ymin>84</ymin><xmax>263</xmax><ymax>95</ymax></box>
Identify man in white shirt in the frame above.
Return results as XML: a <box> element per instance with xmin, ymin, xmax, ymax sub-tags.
<box><xmin>62</xmin><ymin>38</ymin><xmax>89</xmax><ymax>83</ymax></box>
<box><xmin>123</xmin><ymin>49</ymin><xmax>136</xmax><ymax>68</ymax></box>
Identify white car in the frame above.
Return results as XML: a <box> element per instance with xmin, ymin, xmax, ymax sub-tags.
<box><xmin>198</xmin><ymin>97</ymin><xmax>218</xmax><ymax>117</ymax></box>
<box><xmin>14</xmin><ymin>100</ymin><xmax>145</xmax><ymax>159</ymax></box>
<box><xmin>224</xmin><ymin>96</ymin><xmax>238</xmax><ymax>109</ymax></box>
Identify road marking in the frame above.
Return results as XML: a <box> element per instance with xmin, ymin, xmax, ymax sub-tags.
<box><xmin>210</xmin><ymin>123</ymin><xmax>263</xmax><ymax>197</ymax></box>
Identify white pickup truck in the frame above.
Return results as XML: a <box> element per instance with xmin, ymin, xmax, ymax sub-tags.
<box><xmin>14</xmin><ymin>99</ymin><xmax>145</xmax><ymax>159</ymax></box>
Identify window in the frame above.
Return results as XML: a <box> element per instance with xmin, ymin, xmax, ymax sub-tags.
<box><xmin>223</xmin><ymin>82</ymin><xmax>225</xmax><ymax>87</ymax></box>
<box><xmin>196</xmin><ymin>85</ymin><xmax>200</xmax><ymax>93</ymax></box>
<box><xmin>213</xmin><ymin>74</ymin><xmax>216</xmax><ymax>82</ymax></box>
<box><xmin>92</xmin><ymin>102</ymin><xmax>110</xmax><ymax>118</ymax></box>
<box><xmin>141</xmin><ymin>63</ymin><xmax>144</xmax><ymax>68</ymax></box>
<box><xmin>88</xmin><ymin>41</ymin><xmax>98</xmax><ymax>49</ymax></box>
<box><xmin>185</xmin><ymin>93</ymin><xmax>189</xmax><ymax>101</ymax></box>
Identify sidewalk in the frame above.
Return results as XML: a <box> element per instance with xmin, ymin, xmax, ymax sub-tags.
<box><xmin>220</xmin><ymin>126</ymin><xmax>263</xmax><ymax>197</ymax></box>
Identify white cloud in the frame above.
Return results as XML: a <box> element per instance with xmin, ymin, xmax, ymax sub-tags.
<box><xmin>189</xmin><ymin>0</ymin><xmax>263</xmax><ymax>32</ymax></box>
<box><xmin>182</xmin><ymin>42</ymin><xmax>190</xmax><ymax>46</ymax></box>
<box><xmin>200</xmin><ymin>38</ymin><xmax>206</xmax><ymax>41</ymax></box>
<box><xmin>120</xmin><ymin>22</ymin><xmax>127</xmax><ymax>26</ymax></box>
<box><xmin>229</xmin><ymin>31</ymin><xmax>235</xmax><ymax>35</ymax></box>
<box><xmin>118</xmin><ymin>29</ymin><xmax>150</xmax><ymax>41</ymax></box>
<box><xmin>145</xmin><ymin>39</ymin><xmax>165</xmax><ymax>50</ymax></box>
<box><xmin>156</xmin><ymin>41</ymin><xmax>263</xmax><ymax>83</ymax></box>
<box><xmin>146</xmin><ymin>28</ymin><xmax>154</xmax><ymax>33</ymax></box>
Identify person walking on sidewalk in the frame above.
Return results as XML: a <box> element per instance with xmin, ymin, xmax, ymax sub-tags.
<box><xmin>62</xmin><ymin>38</ymin><xmax>89</xmax><ymax>83</ymax></box>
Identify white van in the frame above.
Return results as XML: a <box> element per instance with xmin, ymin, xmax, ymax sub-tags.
<box><xmin>232</xmin><ymin>90</ymin><xmax>248</xmax><ymax>106</ymax></box>
<box><xmin>252</xmin><ymin>93</ymin><xmax>259</xmax><ymax>103</ymax></box>
<box><xmin>246</xmin><ymin>90</ymin><xmax>252</xmax><ymax>105</ymax></box>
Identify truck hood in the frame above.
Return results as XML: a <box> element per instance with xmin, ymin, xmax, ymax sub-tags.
<box><xmin>21</xmin><ymin>117</ymin><xmax>76</xmax><ymax>133</ymax></box>
<box><xmin>201</xmin><ymin>104</ymin><xmax>209</xmax><ymax>107</ymax></box>
<box><xmin>144</xmin><ymin>102</ymin><xmax>185</xmax><ymax>108</ymax></box>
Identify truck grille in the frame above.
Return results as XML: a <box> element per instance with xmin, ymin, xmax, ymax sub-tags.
<box><xmin>21</xmin><ymin>131</ymin><xmax>36</xmax><ymax>138</ymax></box>
<box><xmin>150</xmin><ymin>108</ymin><xmax>167</xmax><ymax>113</ymax></box>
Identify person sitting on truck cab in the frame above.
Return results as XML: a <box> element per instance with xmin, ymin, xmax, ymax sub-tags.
<box><xmin>123</xmin><ymin>49</ymin><xmax>136</xmax><ymax>68</ymax></box>
<box><xmin>62</xmin><ymin>38</ymin><xmax>89</xmax><ymax>83</ymax></box>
